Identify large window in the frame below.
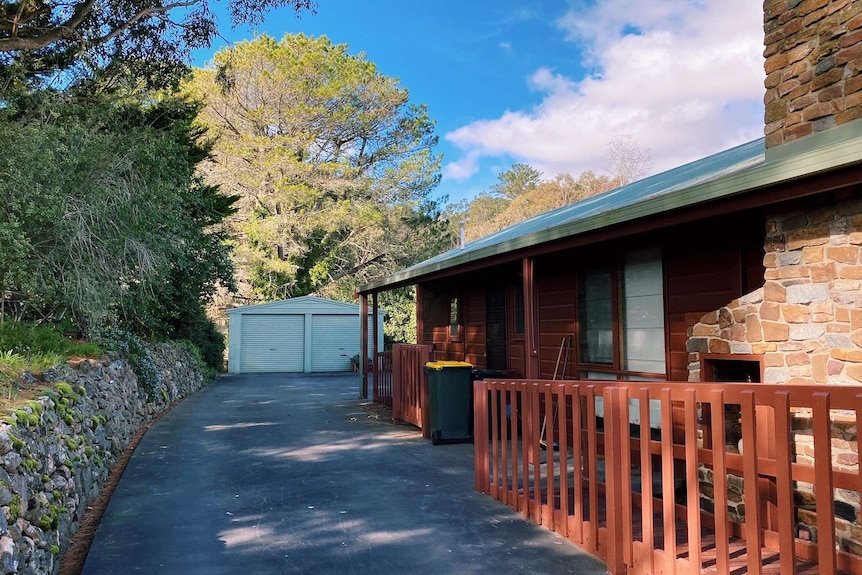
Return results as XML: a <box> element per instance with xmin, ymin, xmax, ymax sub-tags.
<box><xmin>621</xmin><ymin>249</ymin><xmax>666</xmax><ymax>374</ymax></box>
<box><xmin>578</xmin><ymin>248</ymin><xmax>666</xmax><ymax>379</ymax></box>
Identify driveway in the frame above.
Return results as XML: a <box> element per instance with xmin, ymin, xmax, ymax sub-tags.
<box><xmin>81</xmin><ymin>373</ymin><xmax>608</xmax><ymax>574</ymax></box>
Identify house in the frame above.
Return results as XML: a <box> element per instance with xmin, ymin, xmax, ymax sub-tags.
<box><xmin>358</xmin><ymin>1</ymin><xmax>862</xmax><ymax>573</ymax></box>
<box><xmin>226</xmin><ymin>295</ymin><xmax>383</xmax><ymax>374</ymax></box>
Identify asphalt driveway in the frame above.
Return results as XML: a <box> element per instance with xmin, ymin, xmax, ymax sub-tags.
<box><xmin>81</xmin><ymin>373</ymin><xmax>608</xmax><ymax>574</ymax></box>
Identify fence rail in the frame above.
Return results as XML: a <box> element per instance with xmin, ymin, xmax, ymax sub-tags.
<box><xmin>373</xmin><ymin>351</ymin><xmax>393</xmax><ymax>407</ymax></box>
<box><xmin>473</xmin><ymin>378</ymin><xmax>862</xmax><ymax>575</ymax></box>
<box><xmin>371</xmin><ymin>344</ymin><xmax>433</xmax><ymax>435</ymax></box>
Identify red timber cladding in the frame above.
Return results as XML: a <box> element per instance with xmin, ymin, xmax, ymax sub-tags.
<box><xmin>464</xmin><ymin>288</ymin><xmax>487</xmax><ymax>369</ymax></box>
<box><xmin>419</xmin><ymin>283</ymin><xmax>452</xmax><ymax>361</ymax></box>
<box><xmin>534</xmin><ymin>262</ymin><xmax>576</xmax><ymax>380</ymax></box>
<box><xmin>507</xmin><ymin>291</ymin><xmax>526</xmax><ymax>378</ymax></box>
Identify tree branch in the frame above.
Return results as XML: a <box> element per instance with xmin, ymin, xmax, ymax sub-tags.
<box><xmin>0</xmin><ymin>0</ymin><xmax>97</xmax><ymax>51</ymax></box>
<box><xmin>95</xmin><ymin>0</ymin><xmax>201</xmax><ymax>46</ymax></box>
<box><xmin>0</xmin><ymin>0</ymin><xmax>202</xmax><ymax>53</ymax></box>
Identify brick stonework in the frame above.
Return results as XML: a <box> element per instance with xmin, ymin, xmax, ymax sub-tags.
<box><xmin>688</xmin><ymin>194</ymin><xmax>862</xmax><ymax>385</ymax></box>
<box><xmin>764</xmin><ymin>0</ymin><xmax>862</xmax><ymax>148</ymax></box>
<box><xmin>688</xmin><ymin>194</ymin><xmax>862</xmax><ymax>550</ymax></box>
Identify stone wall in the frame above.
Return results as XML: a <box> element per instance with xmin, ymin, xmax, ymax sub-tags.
<box><xmin>764</xmin><ymin>0</ymin><xmax>862</xmax><ymax>149</ymax></box>
<box><xmin>686</xmin><ymin>192</ymin><xmax>862</xmax><ymax>552</ymax></box>
<box><xmin>0</xmin><ymin>344</ymin><xmax>209</xmax><ymax>574</ymax></box>
<box><xmin>687</xmin><ymin>192</ymin><xmax>862</xmax><ymax>384</ymax></box>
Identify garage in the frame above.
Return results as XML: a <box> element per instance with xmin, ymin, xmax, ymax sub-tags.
<box><xmin>226</xmin><ymin>295</ymin><xmax>384</xmax><ymax>374</ymax></box>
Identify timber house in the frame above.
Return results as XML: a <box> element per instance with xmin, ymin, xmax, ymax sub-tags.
<box><xmin>360</xmin><ymin>1</ymin><xmax>862</xmax><ymax>574</ymax></box>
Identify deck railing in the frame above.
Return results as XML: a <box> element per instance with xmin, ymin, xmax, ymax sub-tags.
<box><xmin>473</xmin><ymin>378</ymin><xmax>862</xmax><ymax>575</ymax></box>
<box><xmin>391</xmin><ymin>343</ymin><xmax>432</xmax><ymax>435</ymax></box>
<box><xmin>373</xmin><ymin>350</ymin><xmax>393</xmax><ymax>407</ymax></box>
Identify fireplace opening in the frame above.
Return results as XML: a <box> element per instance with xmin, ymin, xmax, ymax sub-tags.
<box><xmin>701</xmin><ymin>354</ymin><xmax>762</xmax><ymax>383</ymax></box>
<box><xmin>699</xmin><ymin>354</ymin><xmax>763</xmax><ymax>451</ymax></box>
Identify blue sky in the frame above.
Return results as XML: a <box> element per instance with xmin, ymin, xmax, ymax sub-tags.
<box><xmin>194</xmin><ymin>0</ymin><xmax>765</xmax><ymax>205</ymax></box>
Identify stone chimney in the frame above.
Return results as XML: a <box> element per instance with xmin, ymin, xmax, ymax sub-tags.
<box><xmin>763</xmin><ymin>0</ymin><xmax>862</xmax><ymax>150</ymax></box>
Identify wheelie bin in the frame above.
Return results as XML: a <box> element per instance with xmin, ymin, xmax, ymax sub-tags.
<box><xmin>424</xmin><ymin>361</ymin><xmax>473</xmax><ymax>445</ymax></box>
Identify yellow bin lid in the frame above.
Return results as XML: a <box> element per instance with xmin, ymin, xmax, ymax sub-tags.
<box><xmin>425</xmin><ymin>361</ymin><xmax>473</xmax><ymax>369</ymax></box>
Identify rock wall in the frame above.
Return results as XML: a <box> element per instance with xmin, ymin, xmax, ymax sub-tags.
<box><xmin>686</xmin><ymin>192</ymin><xmax>862</xmax><ymax>553</ymax></box>
<box><xmin>764</xmin><ymin>0</ymin><xmax>862</xmax><ymax>148</ymax></box>
<box><xmin>687</xmin><ymin>192</ymin><xmax>862</xmax><ymax>384</ymax></box>
<box><xmin>0</xmin><ymin>343</ymin><xmax>209</xmax><ymax>574</ymax></box>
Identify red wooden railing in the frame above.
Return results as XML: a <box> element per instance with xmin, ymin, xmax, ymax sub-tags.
<box><xmin>374</xmin><ymin>350</ymin><xmax>393</xmax><ymax>407</ymax></box>
<box><xmin>391</xmin><ymin>343</ymin><xmax>433</xmax><ymax>436</ymax></box>
<box><xmin>474</xmin><ymin>378</ymin><xmax>862</xmax><ymax>575</ymax></box>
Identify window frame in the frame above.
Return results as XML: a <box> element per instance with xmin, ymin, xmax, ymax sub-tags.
<box><xmin>448</xmin><ymin>295</ymin><xmax>462</xmax><ymax>342</ymax></box>
<box><xmin>576</xmin><ymin>248</ymin><xmax>667</xmax><ymax>381</ymax></box>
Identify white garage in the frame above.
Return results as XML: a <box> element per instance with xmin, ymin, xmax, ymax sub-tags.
<box><xmin>226</xmin><ymin>296</ymin><xmax>384</xmax><ymax>374</ymax></box>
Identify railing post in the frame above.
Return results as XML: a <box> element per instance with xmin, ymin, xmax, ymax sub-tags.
<box><xmin>683</xmin><ymin>389</ymin><xmax>701</xmax><ymax>573</ymax></box>
<box><xmin>474</xmin><ymin>377</ymin><xmax>490</xmax><ymax>493</ymax></box>
<box><xmin>774</xmin><ymin>392</ymin><xmax>796</xmax><ymax>575</ymax></box>
<box><xmin>420</xmin><ymin>346</ymin><xmax>431</xmax><ymax>438</ymax></box>
<box><xmin>812</xmin><ymin>392</ymin><xmax>837</xmax><ymax>574</ymax></box>
<box><xmin>604</xmin><ymin>386</ymin><xmax>626</xmax><ymax>575</ymax></box>
<box><xmin>741</xmin><ymin>390</ymin><xmax>763</xmax><ymax>575</ymax></box>
<box><xmin>392</xmin><ymin>344</ymin><xmax>403</xmax><ymax>422</ymax></box>
<box><xmin>359</xmin><ymin>294</ymin><xmax>369</xmax><ymax>399</ymax></box>
<box><xmin>710</xmin><ymin>389</ymin><xmax>730</xmax><ymax>575</ymax></box>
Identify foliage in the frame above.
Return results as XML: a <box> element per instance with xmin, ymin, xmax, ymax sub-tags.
<box><xmin>186</xmin><ymin>34</ymin><xmax>452</xmax><ymax>305</ymax></box>
<box><xmin>0</xmin><ymin>91</ymin><xmax>235</xmax><ymax>362</ymax></box>
<box><xmin>0</xmin><ymin>0</ymin><xmax>317</xmax><ymax>92</ymax></box>
<box><xmin>380</xmin><ymin>287</ymin><xmax>418</xmax><ymax>347</ymax></box>
<box><xmin>490</xmin><ymin>163</ymin><xmax>542</xmax><ymax>200</ymax></box>
<box><xmin>0</xmin><ymin>320</ymin><xmax>99</xmax><ymax>358</ymax></box>
<box><xmin>448</xmin><ymin>135</ymin><xmax>652</xmax><ymax>243</ymax></box>
<box><xmin>94</xmin><ymin>326</ymin><xmax>161</xmax><ymax>396</ymax></box>
<box><xmin>171</xmin><ymin>309</ymin><xmax>225</xmax><ymax>375</ymax></box>
<box><xmin>0</xmin><ymin>321</ymin><xmax>100</xmax><ymax>386</ymax></box>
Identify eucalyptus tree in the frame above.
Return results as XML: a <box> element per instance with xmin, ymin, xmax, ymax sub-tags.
<box><xmin>187</xmin><ymin>33</ymin><xmax>449</xmax><ymax>303</ymax></box>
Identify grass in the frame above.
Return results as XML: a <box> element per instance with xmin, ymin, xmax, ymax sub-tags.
<box><xmin>0</xmin><ymin>320</ymin><xmax>102</xmax><ymax>413</ymax></box>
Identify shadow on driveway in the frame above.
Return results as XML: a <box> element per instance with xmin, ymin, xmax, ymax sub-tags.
<box><xmin>81</xmin><ymin>373</ymin><xmax>608</xmax><ymax>575</ymax></box>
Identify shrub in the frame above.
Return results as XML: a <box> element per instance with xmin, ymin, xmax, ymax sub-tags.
<box><xmin>95</xmin><ymin>327</ymin><xmax>162</xmax><ymax>396</ymax></box>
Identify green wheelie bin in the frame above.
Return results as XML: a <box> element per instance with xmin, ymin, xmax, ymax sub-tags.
<box><xmin>424</xmin><ymin>361</ymin><xmax>473</xmax><ymax>445</ymax></box>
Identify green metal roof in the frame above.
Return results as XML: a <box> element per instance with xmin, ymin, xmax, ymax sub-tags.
<box><xmin>360</xmin><ymin>120</ymin><xmax>862</xmax><ymax>294</ymax></box>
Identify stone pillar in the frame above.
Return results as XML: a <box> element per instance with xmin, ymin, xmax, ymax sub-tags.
<box><xmin>763</xmin><ymin>0</ymin><xmax>862</xmax><ymax>149</ymax></box>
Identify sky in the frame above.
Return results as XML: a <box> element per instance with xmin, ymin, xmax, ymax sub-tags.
<box><xmin>194</xmin><ymin>0</ymin><xmax>766</xmax><ymax>205</ymax></box>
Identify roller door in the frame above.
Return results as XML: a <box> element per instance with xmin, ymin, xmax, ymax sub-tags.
<box><xmin>310</xmin><ymin>315</ymin><xmax>359</xmax><ymax>372</ymax></box>
<box><xmin>240</xmin><ymin>314</ymin><xmax>304</xmax><ymax>373</ymax></box>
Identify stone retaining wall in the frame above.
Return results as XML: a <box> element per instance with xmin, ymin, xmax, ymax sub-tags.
<box><xmin>0</xmin><ymin>344</ymin><xmax>209</xmax><ymax>574</ymax></box>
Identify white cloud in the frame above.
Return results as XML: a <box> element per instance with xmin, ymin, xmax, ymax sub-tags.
<box><xmin>443</xmin><ymin>0</ymin><xmax>764</xmax><ymax>183</ymax></box>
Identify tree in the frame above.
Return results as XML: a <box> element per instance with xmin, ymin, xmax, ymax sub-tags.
<box><xmin>0</xmin><ymin>0</ymin><xmax>316</xmax><ymax>89</ymax></box>
<box><xmin>186</xmin><ymin>34</ymin><xmax>450</xmax><ymax>304</ymax></box>
<box><xmin>490</xmin><ymin>163</ymin><xmax>542</xmax><ymax>199</ymax></box>
<box><xmin>0</xmin><ymin>92</ymin><xmax>236</xmax><ymax>367</ymax></box>
<box><xmin>450</xmin><ymin>136</ymin><xmax>652</xmax><ymax>243</ymax></box>
<box><xmin>605</xmin><ymin>133</ymin><xmax>652</xmax><ymax>186</ymax></box>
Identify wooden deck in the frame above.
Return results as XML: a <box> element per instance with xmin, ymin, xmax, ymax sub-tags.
<box><xmin>474</xmin><ymin>379</ymin><xmax>862</xmax><ymax>575</ymax></box>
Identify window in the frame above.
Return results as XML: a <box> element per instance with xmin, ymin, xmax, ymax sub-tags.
<box><xmin>621</xmin><ymin>249</ymin><xmax>665</xmax><ymax>374</ymax></box>
<box><xmin>578</xmin><ymin>248</ymin><xmax>665</xmax><ymax>378</ymax></box>
<box><xmin>578</xmin><ymin>270</ymin><xmax>613</xmax><ymax>365</ymax></box>
<box><xmin>449</xmin><ymin>297</ymin><xmax>460</xmax><ymax>339</ymax></box>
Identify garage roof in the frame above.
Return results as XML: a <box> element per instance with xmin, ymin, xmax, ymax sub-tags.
<box><xmin>360</xmin><ymin>120</ymin><xmax>862</xmax><ymax>294</ymax></box>
<box><xmin>226</xmin><ymin>295</ymin><xmax>384</xmax><ymax>315</ymax></box>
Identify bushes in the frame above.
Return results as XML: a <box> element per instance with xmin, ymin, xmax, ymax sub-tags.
<box><xmin>0</xmin><ymin>92</ymin><xmax>234</xmax><ymax>370</ymax></box>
